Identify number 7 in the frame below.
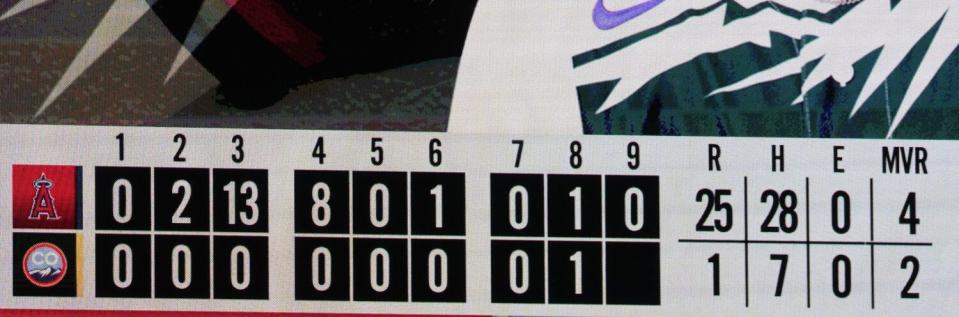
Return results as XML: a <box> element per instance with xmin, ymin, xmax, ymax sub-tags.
<box><xmin>512</xmin><ymin>140</ymin><xmax>524</xmax><ymax>168</ymax></box>
<box><xmin>770</xmin><ymin>254</ymin><xmax>788</xmax><ymax>297</ymax></box>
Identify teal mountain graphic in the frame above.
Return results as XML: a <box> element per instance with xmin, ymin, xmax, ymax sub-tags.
<box><xmin>574</xmin><ymin>0</ymin><xmax>959</xmax><ymax>139</ymax></box>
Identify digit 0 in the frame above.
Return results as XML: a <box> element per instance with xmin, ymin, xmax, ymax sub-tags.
<box><xmin>509</xmin><ymin>249</ymin><xmax>529</xmax><ymax>294</ymax></box>
<box><xmin>428</xmin><ymin>248</ymin><xmax>449</xmax><ymax>293</ymax></box>
<box><xmin>171</xmin><ymin>245</ymin><xmax>192</xmax><ymax>289</ymax></box>
<box><xmin>112</xmin><ymin>179</ymin><xmax>133</xmax><ymax>224</ymax></box>
<box><xmin>312</xmin><ymin>247</ymin><xmax>332</xmax><ymax>291</ymax></box>
<box><xmin>112</xmin><ymin>243</ymin><xmax>133</xmax><ymax>289</ymax></box>
<box><xmin>370</xmin><ymin>248</ymin><xmax>390</xmax><ymax>292</ymax></box>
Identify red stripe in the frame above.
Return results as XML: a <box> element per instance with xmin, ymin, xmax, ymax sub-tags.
<box><xmin>0</xmin><ymin>309</ymin><xmax>487</xmax><ymax>317</ymax></box>
<box><xmin>224</xmin><ymin>0</ymin><xmax>327</xmax><ymax>67</ymax></box>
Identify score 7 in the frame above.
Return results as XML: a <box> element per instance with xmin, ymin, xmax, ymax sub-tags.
<box><xmin>696</xmin><ymin>189</ymin><xmax>733</xmax><ymax>232</ymax></box>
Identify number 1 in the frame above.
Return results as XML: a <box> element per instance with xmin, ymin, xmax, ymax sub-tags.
<box><xmin>431</xmin><ymin>185</ymin><xmax>443</xmax><ymax>228</ymax></box>
<box><xmin>569</xmin><ymin>187</ymin><xmax>582</xmax><ymax>230</ymax></box>
<box><xmin>708</xmin><ymin>253</ymin><xmax>720</xmax><ymax>296</ymax></box>
<box><xmin>116</xmin><ymin>133</ymin><xmax>125</xmax><ymax>161</ymax></box>
<box><xmin>570</xmin><ymin>251</ymin><xmax>583</xmax><ymax>295</ymax></box>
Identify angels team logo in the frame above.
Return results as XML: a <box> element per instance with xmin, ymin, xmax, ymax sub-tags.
<box><xmin>22</xmin><ymin>242</ymin><xmax>68</xmax><ymax>288</ymax></box>
<box><xmin>12</xmin><ymin>165</ymin><xmax>82</xmax><ymax>229</ymax></box>
<box><xmin>29</xmin><ymin>174</ymin><xmax>60</xmax><ymax>220</ymax></box>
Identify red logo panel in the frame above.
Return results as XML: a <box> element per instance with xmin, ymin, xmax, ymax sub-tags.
<box><xmin>12</xmin><ymin>165</ymin><xmax>82</xmax><ymax>229</ymax></box>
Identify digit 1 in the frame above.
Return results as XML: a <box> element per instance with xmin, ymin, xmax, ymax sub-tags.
<box><xmin>116</xmin><ymin>133</ymin><xmax>125</xmax><ymax>161</ymax></box>
<box><xmin>431</xmin><ymin>185</ymin><xmax>443</xmax><ymax>228</ymax></box>
<box><xmin>569</xmin><ymin>187</ymin><xmax>582</xmax><ymax>231</ymax></box>
<box><xmin>569</xmin><ymin>251</ymin><xmax>583</xmax><ymax>295</ymax></box>
<box><xmin>708</xmin><ymin>253</ymin><xmax>720</xmax><ymax>296</ymax></box>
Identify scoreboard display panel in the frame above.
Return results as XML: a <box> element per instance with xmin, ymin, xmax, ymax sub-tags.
<box><xmin>2</xmin><ymin>0</ymin><xmax>959</xmax><ymax>316</ymax></box>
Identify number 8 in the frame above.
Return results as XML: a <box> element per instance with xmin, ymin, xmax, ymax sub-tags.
<box><xmin>311</xmin><ymin>182</ymin><xmax>331</xmax><ymax>227</ymax></box>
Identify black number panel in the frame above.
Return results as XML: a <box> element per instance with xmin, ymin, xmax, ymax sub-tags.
<box><xmin>605</xmin><ymin>175</ymin><xmax>660</xmax><ymax>239</ymax></box>
<box><xmin>95</xmin><ymin>167</ymin><xmax>151</xmax><ymax>231</ymax></box>
<box><xmin>95</xmin><ymin>234</ymin><xmax>151</xmax><ymax>298</ymax></box>
<box><xmin>154</xmin><ymin>168</ymin><xmax>209</xmax><ymax>232</ymax></box>
<box><xmin>490</xmin><ymin>173</ymin><xmax>544</xmax><ymax>237</ymax></box>
<box><xmin>490</xmin><ymin>240</ymin><xmax>545</xmax><ymax>303</ymax></box>
<box><xmin>411</xmin><ymin>172</ymin><xmax>466</xmax><ymax>236</ymax></box>
<box><xmin>154</xmin><ymin>235</ymin><xmax>210</xmax><ymax>299</ymax></box>
<box><xmin>213</xmin><ymin>236</ymin><xmax>269</xmax><ymax>300</ymax></box>
<box><xmin>410</xmin><ymin>239</ymin><xmax>467</xmax><ymax>303</ymax></box>
<box><xmin>352</xmin><ymin>238</ymin><xmax>408</xmax><ymax>302</ymax></box>
<box><xmin>548</xmin><ymin>241</ymin><xmax>602</xmax><ymax>304</ymax></box>
<box><xmin>213</xmin><ymin>169</ymin><xmax>269</xmax><ymax>233</ymax></box>
<box><xmin>605</xmin><ymin>242</ymin><xmax>660</xmax><ymax>305</ymax></box>
<box><xmin>547</xmin><ymin>174</ymin><xmax>602</xmax><ymax>238</ymax></box>
<box><xmin>294</xmin><ymin>237</ymin><xmax>350</xmax><ymax>301</ymax></box>
<box><xmin>352</xmin><ymin>172</ymin><xmax>408</xmax><ymax>235</ymax></box>
<box><xmin>294</xmin><ymin>170</ymin><xmax>349</xmax><ymax>234</ymax></box>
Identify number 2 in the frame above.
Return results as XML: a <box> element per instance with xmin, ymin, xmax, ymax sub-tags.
<box><xmin>171</xmin><ymin>180</ymin><xmax>192</xmax><ymax>224</ymax></box>
<box><xmin>173</xmin><ymin>133</ymin><xmax>186</xmax><ymax>162</ymax></box>
<box><xmin>901</xmin><ymin>256</ymin><xmax>920</xmax><ymax>299</ymax></box>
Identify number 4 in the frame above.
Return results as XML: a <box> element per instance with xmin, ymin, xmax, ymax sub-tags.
<box><xmin>313</xmin><ymin>137</ymin><xmax>327</xmax><ymax>164</ymax></box>
<box><xmin>899</xmin><ymin>192</ymin><xmax>919</xmax><ymax>234</ymax></box>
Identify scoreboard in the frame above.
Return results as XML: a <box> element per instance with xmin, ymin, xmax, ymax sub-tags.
<box><xmin>1</xmin><ymin>124</ymin><xmax>953</xmax><ymax>315</ymax></box>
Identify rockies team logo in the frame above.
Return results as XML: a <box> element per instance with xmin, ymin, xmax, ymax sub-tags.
<box><xmin>22</xmin><ymin>242</ymin><xmax>67</xmax><ymax>288</ymax></box>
